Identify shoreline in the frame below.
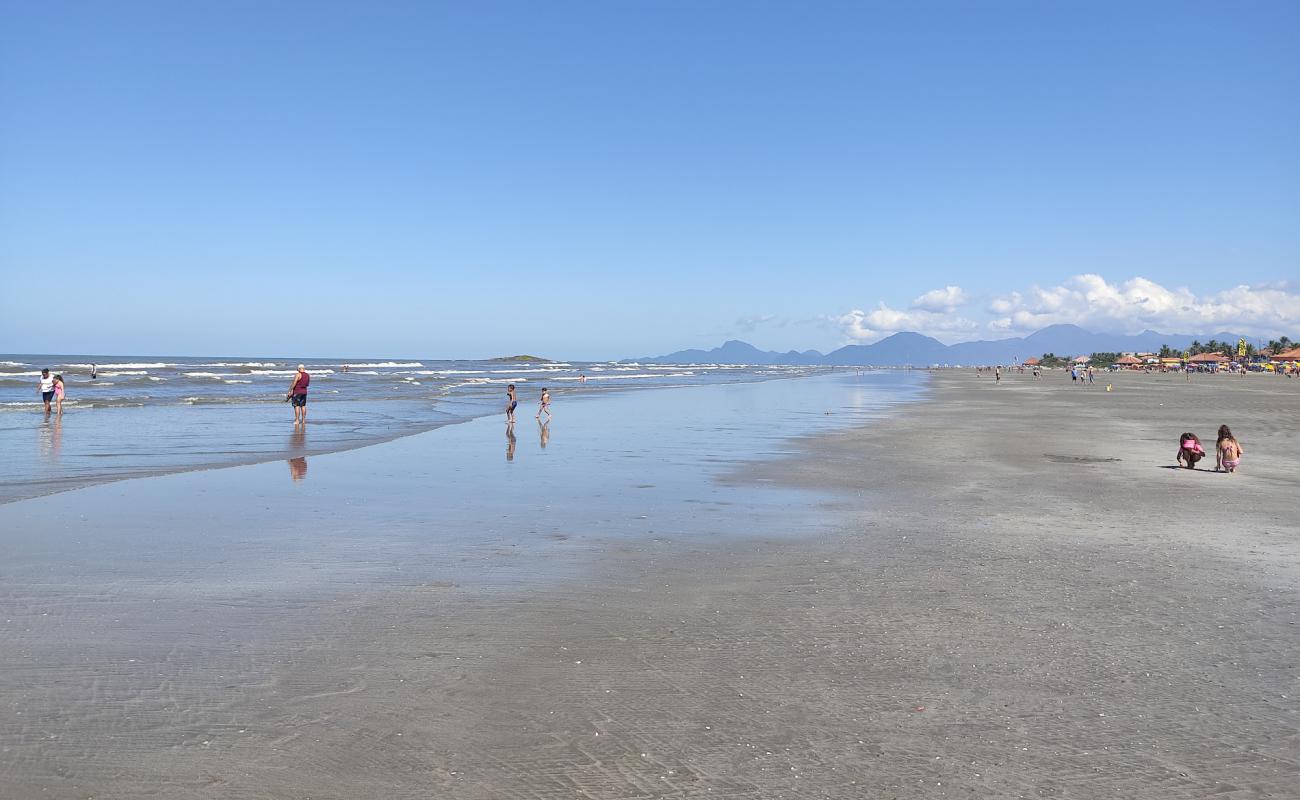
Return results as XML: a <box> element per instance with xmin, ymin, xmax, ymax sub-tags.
<box><xmin>2</xmin><ymin>371</ymin><xmax>1296</xmax><ymax>798</ymax></box>
<box><xmin>0</xmin><ymin>367</ymin><xmax>844</xmax><ymax>506</ymax></box>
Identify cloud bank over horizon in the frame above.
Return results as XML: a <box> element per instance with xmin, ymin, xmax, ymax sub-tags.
<box><xmin>836</xmin><ymin>275</ymin><xmax>1300</xmax><ymax>345</ymax></box>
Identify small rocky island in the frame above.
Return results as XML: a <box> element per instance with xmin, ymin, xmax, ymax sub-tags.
<box><xmin>489</xmin><ymin>355</ymin><xmax>552</xmax><ymax>363</ymax></box>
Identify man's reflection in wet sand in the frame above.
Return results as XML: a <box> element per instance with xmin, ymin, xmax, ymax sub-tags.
<box><xmin>288</xmin><ymin>426</ymin><xmax>308</xmax><ymax>481</ymax></box>
<box><xmin>506</xmin><ymin>423</ymin><xmax>516</xmax><ymax>462</ymax></box>
<box><xmin>39</xmin><ymin>415</ymin><xmax>62</xmax><ymax>461</ymax></box>
<box><xmin>538</xmin><ymin>420</ymin><xmax>550</xmax><ymax>449</ymax></box>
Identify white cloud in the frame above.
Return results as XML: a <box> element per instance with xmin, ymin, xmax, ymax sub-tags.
<box><xmin>734</xmin><ymin>314</ymin><xmax>778</xmax><ymax>332</ymax></box>
<box><xmin>837</xmin><ymin>303</ymin><xmax>980</xmax><ymax>343</ymax></box>
<box><xmin>987</xmin><ymin>274</ymin><xmax>1300</xmax><ymax>337</ymax></box>
<box><xmin>911</xmin><ymin>285</ymin><xmax>968</xmax><ymax>313</ymax></box>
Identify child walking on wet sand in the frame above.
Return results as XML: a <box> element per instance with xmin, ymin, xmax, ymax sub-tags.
<box><xmin>536</xmin><ymin>387</ymin><xmax>551</xmax><ymax>421</ymax></box>
<box><xmin>506</xmin><ymin>383</ymin><xmax>518</xmax><ymax>424</ymax></box>
<box><xmin>1216</xmin><ymin>425</ymin><xmax>1244</xmax><ymax>473</ymax></box>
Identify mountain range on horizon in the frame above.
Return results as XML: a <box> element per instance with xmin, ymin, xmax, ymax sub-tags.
<box><xmin>631</xmin><ymin>324</ymin><xmax>1253</xmax><ymax>366</ymax></box>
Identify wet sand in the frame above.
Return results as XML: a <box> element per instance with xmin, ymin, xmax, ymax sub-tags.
<box><xmin>2</xmin><ymin>371</ymin><xmax>1297</xmax><ymax>798</ymax></box>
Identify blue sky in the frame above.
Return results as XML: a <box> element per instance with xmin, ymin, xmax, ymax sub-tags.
<box><xmin>2</xmin><ymin>1</ymin><xmax>1297</xmax><ymax>359</ymax></box>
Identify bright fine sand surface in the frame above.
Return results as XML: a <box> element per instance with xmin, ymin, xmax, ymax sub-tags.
<box><xmin>1</xmin><ymin>371</ymin><xmax>1298</xmax><ymax>799</ymax></box>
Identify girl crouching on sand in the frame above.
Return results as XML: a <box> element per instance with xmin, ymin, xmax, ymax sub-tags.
<box><xmin>1216</xmin><ymin>425</ymin><xmax>1244</xmax><ymax>473</ymax></box>
<box><xmin>1176</xmin><ymin>432</ymin><xmax>1204</xmax><ymax>469</ymax></box>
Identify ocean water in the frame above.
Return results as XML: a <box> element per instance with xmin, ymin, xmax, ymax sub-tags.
<box><xmin>0</xmin><ymin>370</ymin><xmax>928</xmax><ymax>592</ymax></box>
<box><xmin>0</xmin><ymin>354</ymin><xmax>834</xmax><ymax>503</ymax></box>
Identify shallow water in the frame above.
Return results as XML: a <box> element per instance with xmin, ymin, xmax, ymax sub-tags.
<box><xmin>0</xmin><ymin>371</ymin><xmax>926</xmax><ymax>593</ymax></box>
<box><xmin>0</xmin><ymin>354</ymin><xmax>833</xmax><ymax>503</ymax></box>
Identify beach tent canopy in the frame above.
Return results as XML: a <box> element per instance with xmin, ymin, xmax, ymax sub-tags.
<box><xmin>1188</xmin><ymin>352</ymin><xmax>1228</xmax><ymax>363</ymax></box>
<box><xmin>1072</xmin><ymin>355</ymin><xmax>1090</xmax><ymax>363</ymax></box>
<box><xmin>1115</xmin><ymin>356</ymin><xmax>1141</xmax><ymax>366</ymax></box>
<box><xmin>1023</xmin><ymin>357</ymin><xmax>1041</xmax><ymax>365</ymax></box>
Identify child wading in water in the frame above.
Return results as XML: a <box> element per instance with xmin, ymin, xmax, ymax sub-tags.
<box><xmin>505</xmin><ymin>383</ymin><xmax>518</xmax><ymax>424</ymax></box>
<box><xmin>536</xmin><ymin>387</ymin><xmax>551</xmax><ymax>421</ymax></box>
<box><xmin>1216</xmin><ymin>425</ymin><xmax>1244</xmax><ymax>473</ymax></box>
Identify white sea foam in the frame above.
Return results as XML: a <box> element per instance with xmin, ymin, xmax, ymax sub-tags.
<box><xmin>555</xmin><ymin>373</ymin><xmax>693</xmax><ymax>381</ymax></box>
<box><xmin>99</xmin><ymin>370</ymin><xmax>149</xmax><ymax>377</ymax></box>
<box><xmin>64</xmin><ymin>362</ymin><xmax>171</xmax><ymax>369</ymax></box>
<box><xmin>194</xmin><ymin>362</ymin><xmax>279</xmax><ymax>367</ymax></box>
<box><xmin>249</xmin><ymin>369</ymin><xmax>335</xmax><ymax>375</ymax></box>
<box><xmin>222</xmin><ymin>379</ymin><xmax>252</xmax><ymax>384</ymax></box>
<box><xmin>0</xmin><ymin>361</ymin><xmax>27</xmax><ymax>367</ymax></box>
<box><xmin>183</xmin><ymin>372</ymin><xmax>236</xmax><ymax>378</ymax></box>
<box><xmin>338</xmin><ymin>362</ymin><xmax>423</xmax><ymax>368</ymax></box>
<box><xmin>404</xmin><ymin>369</ymin><xmax>488</xmax><ymax>376</ymax></box>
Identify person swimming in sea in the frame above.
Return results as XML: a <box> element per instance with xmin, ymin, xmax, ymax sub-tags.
<box><xmin>1176</xmin><ymin>432</ymin><xmax>1205</xmax><ymax>469</ymax></box>
<box><xmin>506</xmin><ymin>383</ymin><xmax>518</xmax><ymax>424</ymax></box>
<box><xmin>536</xmin><ymin>387</ymin><xmax>551</xmax><ymax>421</ymax></box>
<box><xmin>1216</xmin><ymin>425</ymin><xmax>1244</xmax><ymax>473</ymax></box>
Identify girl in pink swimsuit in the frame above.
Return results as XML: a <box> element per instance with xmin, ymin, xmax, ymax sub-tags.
<box><xmin>52</xmin><ymin>374</ymin><xmax>65</xmax><ymax>415</ymax></box>
<box><xmin>1176</xmin><ymin>432</ymin><xmax>1204</xmax><ymax>469</ymax></box>
<box><xmin>1216</xmin><ymin>425</ymin><xmax>1243</xmax><ymax>473</ymax></box>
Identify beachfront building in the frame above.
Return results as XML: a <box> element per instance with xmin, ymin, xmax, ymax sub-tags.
<box><xmin>1272</xmin><ymin>348</ymin><xmax>1300</xmax><ymax>375</ymax></box>
<box><xmin>1114</xmin><ymin>355</ymin><xmax>1142</xmax><ymax>369</ymax></box>
<box><xmin>1188</xmin><ymin>352</ymin><xmax>1229</xmax><ymax>372</ymax></box>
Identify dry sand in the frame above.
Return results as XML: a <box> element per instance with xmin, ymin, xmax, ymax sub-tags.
<box><xmin>2</xmin><ymin>371</ymin><xmax>1297</xmax><ymax>798</ymax></box>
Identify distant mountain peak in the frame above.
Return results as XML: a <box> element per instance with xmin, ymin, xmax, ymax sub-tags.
<box><xmin>632</xmin><ymin>326</ymin><xmax>1252</xmax><ymax>366</ymax></box>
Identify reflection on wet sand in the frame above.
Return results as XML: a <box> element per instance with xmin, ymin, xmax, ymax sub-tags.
<box><xmin>538</xmin><ymin>420</ymin><xmax>550</xmax><ymax>449</ymax></box>
<box><xmin>506</xmin><ymin>423</ymin><xmax>516</xmax><ymax>462</ymax></box>
<box><xmin>38</xmin><ymin>415</ymin><xmax>62</xmax><ymax>461</ymax></box>
<box><xmin>288</xmin><ymin>426</ymin><xmax>307</xmax><ymax>481</ymax></box>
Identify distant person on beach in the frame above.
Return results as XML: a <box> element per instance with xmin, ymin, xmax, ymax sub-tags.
<box><xmin>1070</xmin><ymin>366</ymin><xmax>1078</xmax><ymax>382</ymax></box>
<box><xmin>1176</xmin><ymin>432</ymin><xmax>1205</xmax><ymax>469</ymax></box>
<box><xmin>536</xmin><ymin>387</ymin><xmax>551</xmax><ymax>420</ymax></box>
<box><xmin>1087</xmin><ymin>366</ymin><xmax>1095</xmax><ymax>384</ymax></box>
<box><xmin>506</xmin><ymin>383</ymin><xmax>518</xmax><ymax>424</ymax></box>
<box><xmin>579</xmin><ymin>373</ymin><xmax>586</xmax><ymax>383</ymax></box>
<box><xmin>995</xmin><ymin>366</ymin><xmax>1001</xmax><ymax>384</ymax></box>
<box><xmin>288</xmin><ymin>364</ymin><xmax>310</xmax><ymax>424</ymax></box>
<box><xmin>90</xmin><ymin>363</ymin><xmax>97</xmax><ymax>380</ymax></box>
<box><xmin>1216</xmin><ymin>425</ymin><xmax>1244</xmax><ymax>473</ymax></box>
<box><xmin>53</xmin><ymin>374</ymin><xmax>65</xmax><ymax>415</ymax></box>
<box><xmin>38</xmin><ymin>368</ymin><xmax>54</xmax><ymax>413</ymax></box>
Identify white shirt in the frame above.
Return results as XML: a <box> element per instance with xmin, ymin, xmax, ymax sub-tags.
<box><xmin>39</xmin><ymin>376</ymin><xmax>54</xmax><ymax>392</ymax></box>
